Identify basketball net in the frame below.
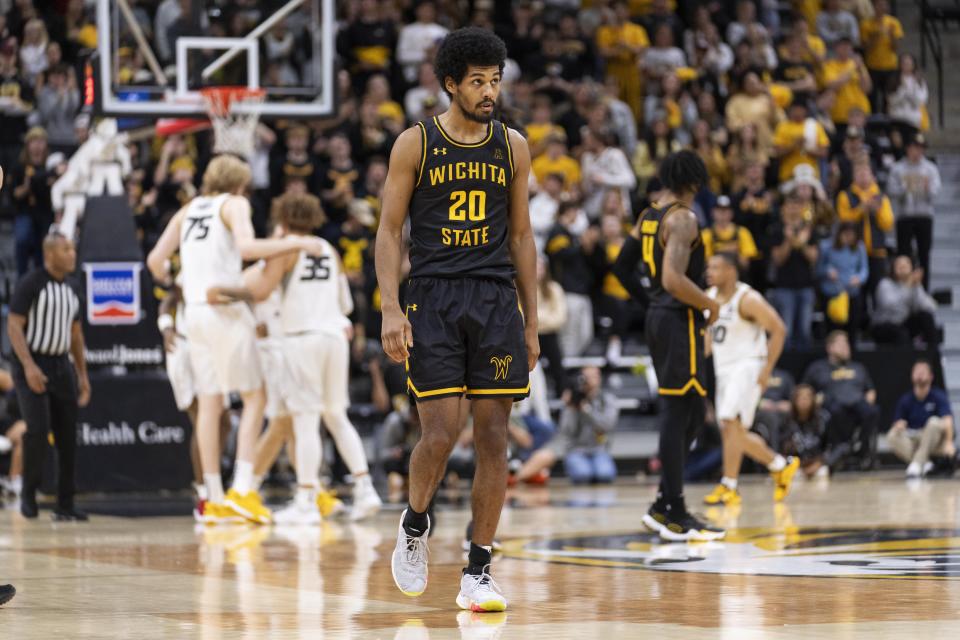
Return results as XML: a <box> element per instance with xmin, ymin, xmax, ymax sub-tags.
<box><xmin>200</xmin><ymin>86</ymin><xmax>266</xmax><ymax>160</ymax></box>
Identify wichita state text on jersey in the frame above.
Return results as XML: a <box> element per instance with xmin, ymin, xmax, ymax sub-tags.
<box><xmin>407</xmin><ymin>116</ymin><xmax>515</xmax><ymax>282</ymax></box>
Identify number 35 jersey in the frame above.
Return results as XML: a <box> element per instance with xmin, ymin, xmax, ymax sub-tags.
<box><xmin>408</xmin><ymin>116</ymin><xmax>516</xmax><ymax>283</ymax></box>
<box><xmin>280</xmin><ymin>236</ymin><xmax>352</xmax><ymax>335</ymax></box>
<box><xmin>179</xmin><ymin>193</ymin><xmax>243</xmax><ymax>306</ymax></box>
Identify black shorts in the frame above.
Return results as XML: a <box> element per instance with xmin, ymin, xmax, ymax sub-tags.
<box><xmin>405</xmin><ymin>277</ymin><xmax>529</xmax><ymax>401</ymax></box>
<box><xmin>645</xmin><ymin>306</ymin><xmax>707</xmax><ymax>397</ymax></box>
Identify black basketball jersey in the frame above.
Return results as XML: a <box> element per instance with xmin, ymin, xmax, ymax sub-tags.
<box><xmin>636</xmin><ymin>201</ymin><xmax>706</xmax><ymax>311</ymax></box>
<box><xmin>408</xmin><ymin>116</ymin><xmax>515</xmax><ymax>282</ymax></box>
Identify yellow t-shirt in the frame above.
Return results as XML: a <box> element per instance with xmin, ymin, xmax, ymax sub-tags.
<box><xmin>596</xmin><ymin>23</ymin><xmax>650</xmax><ymax>63</ymax></box>
<box><xmin>773</xmin><ymin>119</ymin><xmax>829</xmax><ymax>183</ymax></box>
<box><xmin>532</xmin><ymin>154</ymin><xmax>582</xmax><ymax>188</ymax></box>
<box><xmin>701</xmin><ymin>225</ymin><xmax>758</xmax><ymax>260</ymax></box>
<box><xmin>820</xmin><ymin>59</ymin><xmax>872</xmax><ymax>124</ymax></box>
<box><xmin>526</xmin><ymin>123</ymin><xmax>565</xmax><ymax>151</ymax></box>
<box><xmin>860</xmin><ymin>15</ymin><xmax>903</xmax><ymax>71</ymax></box>
<box><xmin>626</xmin><ymin>0</ymin><xmax>676</xmax><ymax>16</ymax></box>
<box><xmin>836</xmin><ymin>183</ymin><xmax>894</xmax><ymax>257</ymax></box>
<box><xmin>376</xmin><ymin>101</ymin><xmax>405</xmax><ymax>125</ymax></box>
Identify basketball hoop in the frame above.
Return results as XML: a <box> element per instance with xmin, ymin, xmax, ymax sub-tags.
<box><xmin>200</xmin><ymin>86</ymin><xmax>266</xmax><ymax>160</ymax></box>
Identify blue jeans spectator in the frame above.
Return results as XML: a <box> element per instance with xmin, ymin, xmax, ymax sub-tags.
<box><xmin>15</xmin><ymin>214</ymin><xmax>44</xmax><ymax>276</ymax></box>
<box><xmin>519</xmin><ymin>414</ymin><xmax>556</xmax><ymax>461</ymax></box>
<box><xmin>564</xmin><ymin>449</ymin><xmax>617</xmax><ymax>484</ymax></box>
<box><xmin>768</xmin><ymin>287</ymin><xmax>815</xmax><ymax>349</ymax></box>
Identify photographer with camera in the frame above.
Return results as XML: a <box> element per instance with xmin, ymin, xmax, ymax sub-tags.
<box><xmin>766</xmin><ymin>195</ymin><xmax>820</xmax><ymax>349</ymax></box>
<box><xmin>552</xmin><ymin>366</ymin><xmax>620</xmax><ymax>484</ymax></box>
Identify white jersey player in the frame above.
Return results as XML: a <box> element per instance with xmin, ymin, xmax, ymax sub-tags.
<box><xmin>147</xmin><ymin>155</ymin><xmax>326</xmax><ymax>525</ymax></box>
<box><xmin>704</xmin><ymin>253</ymin><xmax>798</xmax><ymax>506</ymax></box>
<box><xmin>208</xmin><ymin>192</ymin><xmax>382</xmax><ymax>524</ymax></box>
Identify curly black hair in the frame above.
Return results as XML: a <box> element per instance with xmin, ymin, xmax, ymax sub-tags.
<box><xmin>658</xmin><ymin>150</ymin><xmax>708</xmax><ymax>195</ymax></box>
<box><xmin>433</xmin><ymin>27</ymin><xmax>507</xmax><ymax>97</ymax></box>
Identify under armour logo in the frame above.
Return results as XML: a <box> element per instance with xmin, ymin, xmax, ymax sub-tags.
<box><xmin>490</xmin><ymin>355</ymin><xmax>513</xmax><ymax>381</ymax></box>
<box><xmin>433</xmin><ymin>147</ymin><xmax>447</xmax><ymax>156</ymax></box>
<box><xmin>494</xmin><ymin>148</ymin><xmax>503</xmax><ymax>160</ymax></box>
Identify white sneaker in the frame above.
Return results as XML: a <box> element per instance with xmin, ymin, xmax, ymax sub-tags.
<box><xmin>0</xmin><ymin>435</ymin><xmax>11</xmax><ymax>454</ymax></box>
<box><xmin>456</xmin><ymin>566</ymin><xmax>507</xmax><ymax>612</ymax></box>
<box><xmin>391</xmin><ymin>510</ymin><xmax>430</xmax><ymax>596</ymax></box>
<box><xmin>906</xmin><ymin>462</ymin><xmax>922</xmax><ymax>478</ymax></box>
<box><xmin>274</xmin><ymin>498</ymin><xmax>322</xmax><ymax>525</ymax></box>
<box><xmin>922</xmin><ymin>461</ymin><xmax>935</xmax><ymax>477</ymax></box>
<box><xmin>350</xmin><ymin>477</ymin><xmax>383</xmax><ymax>521</ymax></box>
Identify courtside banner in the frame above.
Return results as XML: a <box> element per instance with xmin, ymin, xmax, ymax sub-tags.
<box><xmin>84</xmin><ymin>262</ymin><xmax>142</xmax><ymax>325</ymax></box>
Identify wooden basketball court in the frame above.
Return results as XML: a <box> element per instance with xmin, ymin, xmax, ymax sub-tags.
<box><xmin>2</xmin><ymin>475</ymin><xmax>959</xmax><ymax>638</ymax></box>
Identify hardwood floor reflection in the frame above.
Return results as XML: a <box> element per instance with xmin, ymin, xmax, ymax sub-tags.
<box><xmin>2</xmin><ymin>474</ymin><xmax>960</xmax><ymax>639</ymax></box>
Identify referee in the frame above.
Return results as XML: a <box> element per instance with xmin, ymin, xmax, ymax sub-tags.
<box><xmin>7</xmin><ymin>232</ymin><xmax>90</xmax><ymax>520</ymax></box>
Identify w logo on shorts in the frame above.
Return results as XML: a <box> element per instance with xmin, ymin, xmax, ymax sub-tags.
<box><xmin>490</xmin><ymin>355</ymin><xmax>513</xmax><ymax>381</ymax></box>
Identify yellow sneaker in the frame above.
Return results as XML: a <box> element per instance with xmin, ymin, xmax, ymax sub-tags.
<box><xmin>316</xmin><ymin>489</ymin><xmax>345</xmax><ymax>518</ymax></box>
<box><xmin>225</xmin><ymin>489</ymin><xmax>272</xmax><ymax>524</ymax></box>
<box><xmin>704</xmin><ymin>484</ymin><xmax>740</xmax><ymax>506</ymax></box>
<box><xmin>773</xmin><ymin>456</ymin><xmax>801</xmax><ymax>502</ymax></box>
<box><xmin>199</xmin><ymin>501</ymin><xmax>247</xmax><ymax>526</ymax></box>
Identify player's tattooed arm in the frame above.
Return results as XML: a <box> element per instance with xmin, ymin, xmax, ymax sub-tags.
<box><xmin>506</xmin><ymin>127</ymin><xmax>540</xmax><ymax>371</ymax></box>
<box><xmin>376</xmin><ymin>126</ymin><xmax>421</xmax><ymax>363</ymax></box>
<box><xmin>662</xmin><ymin>208</ymin><xmax>718</xmax><ymax>324</ymax></box>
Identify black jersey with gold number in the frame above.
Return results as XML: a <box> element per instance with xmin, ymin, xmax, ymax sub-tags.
<box><xmin>408</xmin><ymin>116</ymin><xmax>516</xmax><ymax>282</ymax></box>
<box><xmin>636</xmin><ymin>201</ymin><xmax>706</xmax><ymax>311</ymax></box>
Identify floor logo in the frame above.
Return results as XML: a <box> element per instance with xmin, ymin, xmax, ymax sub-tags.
<box><xmin>500</xmin><ymin>526</ymin><xmax>960</xmax><ymax>579</ymax></box>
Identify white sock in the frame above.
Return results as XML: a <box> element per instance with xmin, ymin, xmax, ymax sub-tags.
<box><xmin>355</xmin><ymin>473</ymin><xmax>372</xmax><ymax>492</ymax></box>
<box><xmin>253</xmin><ymin>474</ymin><xmax>264</xmax><ymax>492</ymax></box>
<box><xmin>721</xmin><ymin>476</ymin><xmax>738</xmax><ymax>490</ymax></box>
<box><xmin>293</xmin><ymin>412</ymin><xmax>322</xmax><ymax>488</ymax></box>
<box><xmin>232</xmin><ymin>460</ymin><xmax>255</xmax><ymax>495</ymax></box>
<box><xmin>204</xmin><ymin>473</ymin><xmax>225</xmax><ymax>504</ymax></box>
<box><xmin>295</xmin><ymin>485</ymin><xmax>317</xmax><ymax>505</ymax></box>
<box><xmin>323</xmin><ymin>408</ymin><xmax>369</xmax><ymax>475</ymax></box>
<box><xmin>768</xmin><ymin>455</ymin><xmax>787</xmax><ymax>472</ymax></box>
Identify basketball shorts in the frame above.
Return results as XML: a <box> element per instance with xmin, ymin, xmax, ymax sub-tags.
<box><xmin>282</xmin><ymin>331</ymin><xmax>350</xmax><ymax>414</ymax></box>
<box><xmin>715</xmin><ymin>359</ymin><xmax>765</xmax><ymax>428</ymax></box>
<box><xmin>645</xmin><ymin>306</ymin><xmax>707</xmax><ymax>397</ymax></box>
<box><xmin>165</xmin><ymin>334</ymin><xmax>196</xmax><ymax>411</ymax></box>
<box><xmin>256</xmin><ymin>336</ymin><xmax>290</xmax><ymax>419</ymax></box>
<box><xmin>405</xmin><ymin>277</ymin><xmax>529</xmax><ymax>402</ymax></box>
<box><xmin>183</xmin><ymin>303</ymin><xmax>263</xmax><ymax>395</ymax></box>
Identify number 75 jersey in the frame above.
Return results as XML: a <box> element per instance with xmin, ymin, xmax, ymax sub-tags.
<box><xmin>280</xmin><ymin>236</ymin><xmax>352</xmax><ymax>335</ymax></box>
<box><xmin>407</xmin><ymin>116</ymin><xmax>516</xmax><ymax>283</ymax></box>
<box><xmin>179</xmin><ymin>193</ymin><xmax>244</xmax><ymax>306</ymax></box>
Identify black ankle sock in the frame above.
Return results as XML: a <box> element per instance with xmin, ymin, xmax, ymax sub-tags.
<box><xmin>403</xmin><ymin>505</ymin><xmax>429</xmax><ymax>537</ymax></box>
<box><xmin>668</xmin><ymin>496</ymin><xmax>687</xmax><ymax>515</ymax></box>
<box><xmin>464</xmin><ymin>542</ymin><xmax>492</xmax><ymax>575</ymax></box>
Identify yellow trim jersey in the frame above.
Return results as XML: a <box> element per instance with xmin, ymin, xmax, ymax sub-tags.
<box><xmin>408</xmin><ymin>117</ymin><xmax>516</xmax><ymax>282</ymax></box>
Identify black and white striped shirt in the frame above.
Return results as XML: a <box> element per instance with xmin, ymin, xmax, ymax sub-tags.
<box><xmin>10</xmin><ymin>269</ymin><xmax>81</xmax><ymax>356</ymax></box>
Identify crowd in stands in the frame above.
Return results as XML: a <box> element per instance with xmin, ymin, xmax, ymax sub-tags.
<box><xmin>0</xmin><ymin>0</ymin><xmax>954</xmax><ymax>493</ymax></box>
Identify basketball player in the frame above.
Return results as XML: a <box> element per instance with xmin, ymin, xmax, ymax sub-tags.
<box><xmin>375</xmin><ymin>27</ymin><xmax>538</xmax><ymax>612</ymax></box>
<box><xmin>0</xmin><ymin>164</ymin><xmax>11</xmax><ymax>610</ymax></box>
<box><xmin>704</xmin><ymin>253</ymin><xmax>800</xmax><ymax>506</ymax></box>
<box><xmin>208</xmin><ymin>192</ymin><xmax>382</xmax><ymax>525</ymax></box>
<box><xmin>147</xmin><ymin>155</ymin><xmax>324</xmax><ymax>525</ymax></box>
<box><xmin>612</xmin><ymin>150</ymin><xmax>724</xmax><ymax>542</ymax></box>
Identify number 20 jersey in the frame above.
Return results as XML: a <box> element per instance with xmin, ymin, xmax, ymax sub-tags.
<box><xmin>407</xmin><ymin>116</ymin><xmax>516</xmax><ymax>283</ymax></box>
<box><xmin>179</xmin><ymin>193</ymin><xmax>243</xmax><ymax>306</ymax></box>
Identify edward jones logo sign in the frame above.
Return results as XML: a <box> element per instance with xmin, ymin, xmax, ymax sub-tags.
<box><xmin>84</xmin><ymin>262</ymin><xmax>142</xmax><ymax>325</ymax></box>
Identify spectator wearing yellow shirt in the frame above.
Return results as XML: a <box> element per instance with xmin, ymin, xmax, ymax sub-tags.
<box><xmin>819</xmin><ymin>38</ymin><xmax>872</xmax><ymax>126</ymax></box>
<box><xmin>691</xmin><ymin>119</ymin><xmax>730</xmax><ymax>195</ymax></box>
<box><xmin>526</xmin><ymin>101</ymin><xmax>566</xmax><ymax>159</ymax></box>
<box><xmin>836</xmin><ymin>162</ymin><xmax>894</xmax><ymax>296</ymax></box>
<box><xmin>859</xmin><ymin>0</ymin><xmax>903</xmax><ymax>111</ymax></box>
<box><xmin>702</xmin><ymin>196</ymin><xmax>759</xmax><ymax>273</ymax></box>
<box><xmin>773</xmin><ymin>98</ymin><xmax>829</xmax><ymax>184</ymax></box>
<box><xmin>532</xmin><ymin>132</ymin><xmax>582</xmax><ymax>191</ymax></box>
<box><xmin>597</xmin><ymin>209</ymin><xmax>634</xmax><ymax>363</ymax></box>
<box><xmin>596</xmin><ymin>1</ymin><xmax>649</xmax><ymax>120</ymax></box>
<box><xmin>787</xmin><ymin>17</ymin><xmax>827</xmax><ymax>65</ymax></box>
